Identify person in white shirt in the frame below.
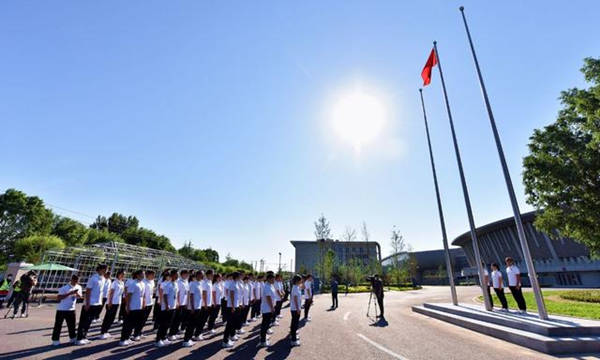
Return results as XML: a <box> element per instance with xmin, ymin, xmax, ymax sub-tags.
<box><xmin>95</xmin><ymin>271</ymin><xmax>112</xmax><ymax>322</ymax></box>
<box><xmin>206</xmin><ymin>272</ymin><xmax>222</xmax><ymax>333</ymax></box>
<box><xmin>169</xmin><ymin>269</ymin><xmax>190</xmax><ymax>340</ymax></box>
<box><xmin>156</xmin><ymin>270</ymin><xmax>178</xmax><ymax>347</ymax></box>
<box><xmin>257</xmin><ymin>273</ymin><xmax>276</xmax><ymax>348</ymax></box>
<box><xmin>289</xmin><ymin>275</ymin><xmax>302</xmax><ymax>346</ymax></box>
<box><xmin>274</xmin><ymin>275</ymin><xmax>285</xmax><ymax>319</ymax></box>
<box><xmin>505</xmin><ymin>257</ymin><xmax>527</xmax><ymax>313</ymax></box>
<box><xmin>52</xmin><ymin>275</ymin><xmax>83</xmax><ymax>346</ymax></box>
<box><xmin>119</xmin><ymin>270</ymin><xmax>146</xmax><ymax>346</ymax></box>
<box><xmin>491</xmin><ymin>263</ymin><xmax>508</xmax><ymax>311</ymax></box>
<box><xmin>270</xmin><ymin>274</ymin><xmax>282</xmax><ymax>326</ymax></box>
<box><xmin>238</xmin><ymin>276</ymin><xmax>251</xmax><ymax>329</ymax></box>
<box><xmin>136</xmin><ymin>270</ymin><xmax>155</xmax><ymax>337</ymax></box>
<box><xmin>100</xmin><ymin>270</ymin><xmax>125</xmax><ymax>338</ymax></box>
<box><xmin>153</xmin><ymin>269</ymin><xmax>169</xmax><ymax>330</ymax></box>
<box><xmin>183</xmin><ymin>271</ymin><xmax>202</xmax><ymax>346</ymax></box>
<box><xmin>222</xmin><ymin>272</ymin><xmax>241</xmax><ymax>348</ymax></box>
<box><xmin>303</xmin><ymin>274</ymin><xmax>313</xmax><ymax>322</ymax></box>
<box><xmin>118</xmin><ymin>277</ymin><xmax>134</xmax><ymax>325</ymax></box>
<box><xmin>76</xmin><ymin>264</ymin><xmax>107</xmax><ymax>344</ymax></box>
<box><xmin>251</xmin><ymin>274</ymin><xmax>263</xmax><ymax>320</ymax></box>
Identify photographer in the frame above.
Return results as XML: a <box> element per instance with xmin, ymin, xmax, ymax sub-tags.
<box><xmin>371</xmin><ymin>274</ymin><xmax>384</xmax><ymax>318</ymax></box>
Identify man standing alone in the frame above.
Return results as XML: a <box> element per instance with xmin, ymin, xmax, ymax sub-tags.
<box><xmin>330</xmin><ymin>277</ymin><xmax>339</xmax><ymax>310</ymax></box>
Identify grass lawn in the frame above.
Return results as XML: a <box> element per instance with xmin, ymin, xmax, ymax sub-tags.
<box><xmin>479</xmin><ymin>290</ymin><xmax>600</xmax><ymax>320</ymax></box>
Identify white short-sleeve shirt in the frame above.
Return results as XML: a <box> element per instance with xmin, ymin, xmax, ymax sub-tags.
<box><xmin>86</xmin><ymin>273</ymin><xmax>105</xmax><ymax>306</ymax></box>
<box><xmin>127</xmin><ymin>280</ymin><xmax>145</xmax><ymax>311</ymax></box>
<box><xmin>304</xmin><ymin>280</ymin><xmax>312</xmax><ymax>299</ymax></box>
<box><xmin>261</xmin><ymin>283</ymin><xmax>275</xmax><ymax>313</ymax></box>
<box><xmin>491</xmin><ymin>270</ymin><xmax>503</xmax><ymax>289</ymax></box>
<box><xmin>506</xmin><ymin>265</ymin><xmax>520</xmax><ymax>287</ymax></box>
<box><xmin>110</xmin><ymin>280</ymin><xmax>124</xmax><ymax>305</ymax></box>
<box><xmin>177</xmin><ymin>279</ymin><xmax>189</xmax><ymax>306</ymax></box>
<box><xmin>143</xmin><ymin>279</ymin><xmax>155</xmax><ymax>306</ymax></box>
<box><xmin>57</xmin><ymin>283</ymin><xmax>82</xmax><ymax>311</ymax></box>
<box><xmin>162</xmin><ymin>281</ymin><xmax>178</xmax><ymax>310</ymax></box>
<box><xmin>215</xmin><ymin>281</ymin><xmax>224</xmax><ymax>301</ymax></box>
<box><xmin>189</xmin><ymin>280</ymin><xmax>202</xmax><ymax>310</ymax></box>
<box><xmin>201</xmin><ymin>280</ymin><xmax>213</xmax><ymax>307</ymax></box>
<box><xmin>290</xmin><ymin>285</ymin><xmax>302</xmax><ymax>312</ymax></box>
<box><xmin>102</xmin><ymin>278</ymin><xmax>112</xmax><ymax>299</ymax></box>
<box><xmin>272</xmin><ymin>281</ymin><xmax>282</xmax><ymax>301</ymax></box>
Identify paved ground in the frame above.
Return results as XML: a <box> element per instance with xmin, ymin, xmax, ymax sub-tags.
<box><xmin>0</xmin><ymin>286</ymin><xmax>598</xmax><ymax>360</ymax></box>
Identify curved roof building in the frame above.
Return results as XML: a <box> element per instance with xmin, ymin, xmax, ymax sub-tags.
<box><xmin>452</xmin><ymin>211</ymin><xmax>600</xmax><ymax>287</ymax></box>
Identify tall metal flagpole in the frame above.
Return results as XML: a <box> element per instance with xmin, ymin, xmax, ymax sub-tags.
<box><xmin>419</xmin><ymin>88</ymin><xmax>458</xmax><ymax>306</ymax></box>
<box><xmin>459</xmin><ymin>6</ymin><xmax>548</xmax><ymax>319</ymax></box>
<box><xmin>433</xmin><ymin>41</ymin><xmax>492</xmax><ymax>311</ymax></box>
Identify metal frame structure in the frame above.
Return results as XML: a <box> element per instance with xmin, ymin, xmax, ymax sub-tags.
<box><xmin>35</xmin><ymin>242</ymin><xmax>204</xmax><ymax>294</ymax></box>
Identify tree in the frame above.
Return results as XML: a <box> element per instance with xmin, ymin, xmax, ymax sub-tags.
<box><xmin>322</xmin><ymin>249</ymin><xmax>336</xmax><ymax>283</ymax></box>
<box><xmin>85</xmin><ymin>228</ymin><xmax>124</xmax><ymax>244</ymax></box>
<box><xmin>52</xmin><ymin>216</ymin><xmax>88</xmax><ymax>247</ymax></box>
<box><xmin>202</xmin><ymin>248</ymin><xmax>219</xmax><ymax>263</ymax></box>
<box><xmin>523</xmin><ymin>58</ymin><xmax>600</xmax><ymax>256</ymax></box>
<box><xmin>14</xmin><ymin>235</ymin><xmax>65</xmax><ymax>264</ymax></box>
<box><xmin>390</xmin><ymin>226</ymin><xmax>406</xmax><ymax>269</ymax></box>
<box><xmin>0</xmin><ymin>189</ymin><xmax>54</xmax><ymax>263</ymax></box>
<box><xmin>314</xmin><ymin>214</ymin><xmax>331</xmax><ymax>240</ymax></box>
<box><xmin>341</xmin><ymin>226</ymin><xmax>357</xmax><ymax>242</ymax></box>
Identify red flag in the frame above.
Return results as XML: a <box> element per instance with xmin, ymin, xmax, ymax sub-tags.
<box><xmin>421</xmin><ymin>48</ymin><xmax>437</xmax><ymax>86</ymax></box>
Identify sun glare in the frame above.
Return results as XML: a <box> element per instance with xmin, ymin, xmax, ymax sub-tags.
<box><xmin>331</xmin><ymin>89</ymin><xmax>387</xmax><ymax>151</ymax></box>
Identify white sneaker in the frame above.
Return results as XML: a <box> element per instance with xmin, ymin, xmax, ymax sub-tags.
<box><xmin>99</xmin><ymin>333</ymin><xmax>110</xmax><ymax>340</ymax></box>
<box><xmin>117</xmin><ymin>320</ymin><xmax>123</xmax><ymax>325</ymax></box>
<box><xmin>236</xmin><ymin>329</ymin><xmax>245</xmax><ymax>334</ymax></box>
<box><xmin>155</xmin><ymin>340</ymin><xmax>166</xmax><ymax>348</ymax></box>
<box><xmin>192</xmin><ymin>335</ymin><xmax>204</xmax><ymax>341</ymax></box>
<box><xmin>209</xmin><ymin>329</ymin><xmax>216</xmax><ymax>335</ymax></box>
<box><xmin>277</xmin><ymin>314</ymin><xmax>283</xmax><ymax>319</ymax></box>
<box><xmin>168</xmin><ymin>335</ymin><xmax>177</xmax><ymax>341</ymax></box>
<box><xmin>182</xmin><ymin>340</ymin><xmax>194</xmax><ymax>347</ymax></box>
<box><xmin>306</xmin><ymin>317</ymin><xmax>312</xmax><ymax>322</ymax></box>
<box><xmin>76</xmin><ymin>339</ymin><xmax>90</xmax><ymax>345</ymax></box>
<box><xmin>291</xmin><ymin>340</ymin><xmax>301</xmax><ymax>347</ymax></box>
<box><xmin>267</xmin><ymin>329</ymin><xmax>274</xmax><ymax>335</ymax></box>
<box><xmin>52</xmin><ymin>340</ymin><xmax>60</xmax><ymax>346</ymax></box>
<box><xmin>132</xmin><ymin>336</ymin><xmax>141</xmax><ymax>341</ymax></box>
<box><xmin>232</xmin><ymin>335</ymin><xmax>240</xmax><ymax>341</ymax></box>
<box><xmin>21</xmin><ymin>313</ymin><xmax>27</xmax><ymax>318</ymax></box>
<box><xmin>222</xmin><ymin>341</ymin><xmax>233</xmax><ymax>348</ymax></box>
<box><xmin>243</xmin><ymin>321</ymin><xmax>249</xmax><ymax>327</ymax></box>
<box><xmin>257</xmin><ymin>341</ymin><xmax>268</xmax><ymax>348</ymax></box>
<box><xmin>273</xmin><ymin>321</ymin><xmax>280</xmax><ymax>326</ymax></box>
<box><xmin>163</xmin><ymin>339</ymin><xmax>171</xmax><ymax>345</ymax></box>
<box><xmin>119</xmin><ymin>340</ymin><xmax>131</xmax><ymax>346</ymax></box>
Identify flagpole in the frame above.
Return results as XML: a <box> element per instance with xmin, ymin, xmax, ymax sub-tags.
<box><xmin>459</xmin><ymin>6</ymin><xmax>548</xmax><ymax>319</ymax></box>
<box><xmin>419</xmin><ymin>88</ymin><xmax>458</xmax><ymax>306</ymax></box>
<box><xmin>432</xmin><ymin>41</ymin><xmax>492</xmax><ymax>311</ymax></box>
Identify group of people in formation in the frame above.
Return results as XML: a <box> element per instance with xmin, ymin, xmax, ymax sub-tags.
<box><xmin>483</xmin><ymin>257</ymin><xmax>528</xmax><ymax>313</ymax></box>
<box><xmin>52</xmin><ymin>263</ymin><xmax>315</xmax><ymax>350</ymax></box>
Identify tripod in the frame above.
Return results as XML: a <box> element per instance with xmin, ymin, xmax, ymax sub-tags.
<box><xmin>366</xmin><ymin>289</ymin><xmax>379</xmax><ymax>319</ymax></box>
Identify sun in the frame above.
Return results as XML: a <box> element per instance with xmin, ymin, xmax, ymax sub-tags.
<box><xmin>331</xmin><ymin>89</ymin><xmax>387</xmax><ymax>151</ymax></box>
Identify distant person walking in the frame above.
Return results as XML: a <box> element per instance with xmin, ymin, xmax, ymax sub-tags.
<box><xmin>490</xmin><ymin>263</ymin><xmax>508</xmax><ymax>312</ymax></box>
<box><xmin>51</xmin><ymin>275</ymin><xmax>82</xmax><ymax>346</ymax></box>
<box><xmin>330</xmin><ymin>277</ymin><xmax>339</xmax><ymax>309</ymax></box>
<box><xmin>505</xmin><ymin>257</ymin><xmax>527</xmax><ymax>314</ymax></box>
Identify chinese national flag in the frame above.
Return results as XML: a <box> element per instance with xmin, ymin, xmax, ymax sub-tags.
<box><xmin>421</xmin><ymin>49</ymin><xmax>437</xmax><ymax>86</ymax></box>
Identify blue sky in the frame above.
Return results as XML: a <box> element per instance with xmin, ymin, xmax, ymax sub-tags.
<box><xmin>1</xmin><ymin>1</ymin><xmax>598</xmax><ymax>270</ymax></box>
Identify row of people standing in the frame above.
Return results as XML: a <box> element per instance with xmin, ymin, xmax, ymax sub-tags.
<box><xmin>483</xmin><ymin>257</ymin><xmax>527</xmax><ymax>313</ymax></box>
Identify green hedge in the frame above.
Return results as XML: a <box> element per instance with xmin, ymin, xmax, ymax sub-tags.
<box><xmin>558</xmin><ymin>290</ymin><xmax>600</xmax><ymax>303</ymax></box>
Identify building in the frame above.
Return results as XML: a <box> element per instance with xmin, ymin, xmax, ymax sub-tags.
<box><xmin>291</xmin><ymin>239</ymin><xmax>381</xmax><ymax>274</ymax></box>
<box><xmin>452</xmin><ymin>211</ymin><xmax>600</xmax><ymax>287</ymax></box>
<box><xmin>381</xmin><ymin>248</ymin><xmax>471</xmax><ymax>285</ymax></box>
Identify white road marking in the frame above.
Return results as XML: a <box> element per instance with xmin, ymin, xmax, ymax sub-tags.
<box><xmin>344</xmin><ymin>311</ymin><xmax>351</xmax><ymax>321</ymax></box>
<box><xmin>356</xmin><ymin>333</ymin><xmax>409</xmax><ymax>360</ymax></box>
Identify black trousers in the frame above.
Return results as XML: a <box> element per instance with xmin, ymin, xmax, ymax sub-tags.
<box><xmin>156</xmin><ymin>309</ymin><xmax>175</xmax><ymax>342</ymax></box>
<box><xmin>376</xmin><ymin>293</ymin><xmax>384</xmax><ymax>317</ymax></box>
<box><xmin>509</xmin><ymin>286</ymin><xmax>527</xmax><ymax>311</ymax></box>
<box><xmin>153</xmin><ymin>301</ymin><xmax>161</xmax><ymax>329</ymax></box>
<box><xmin>260</xmin><ymin>312</ymin><xmax>272</xmax><ymax>343</ymax></box>
<box><xmin>486</xmin><ymin>286</ymin><xmax>494</xmax><ymax>308</ymax></box>
<box><xmin>169</xmin><ymin>306</ymin><xmax>186</xmax><ymax>336</ymax></box>
<box><xmin>207</xmin><ymin>304</ymin><xmax>220</xmax><ymax>330</ymax></box>
<box><xmin>118</xmin><ymin>300</ymin><xmax>127</xmax><ymax>321</ymax></box>
<box><xmin>332</xmin><ymin>291</ymin><xmax>338</xmax><ymax>308</ymax></box>
<box><xmin>240</xmin><ymin>305</ymin><xmax>250</xmax><ymax>326</ymax></box>
<box><xmin>100</xmin><ymin>304</ymin><xmax>119</xmax><ymax>334</ymax></box>
<box><xmin>134</xmin><ymin>305</ymin><xmax>152</xmax><ymax>336</ymax></box>
<box><xmin>222</xmin><ymin>307</ymin><xmax>239</xmax><ymax>342</ymax></box>
<box><xmin>251</xmin><ymin>300</ymin><xmax>261</xmax><ymax>318</ymax></box>
<box><xmin>275</xmin><ymin>300</ymin><xmax>282</xmax><ymax>317</ymax></box>
<box><xmin>95</xmin><ymin>298</ymin><xmax>107</xmax><ymax>319</ymax></box>
<box><xmin>194</xmin><ymin>307</ymin><xmax>211</xmax><ymax>337</ymax></box>
<box><xmin>290</xmin><ymin>310</ymin><xmax>300</xmax><ymax>341</ymax></box>
<box><xmin>121</xmin><ymin>309</ymin><xmax>144</xmax><ymax>341</ymax></box>
<box><xmin>183</xmin><ymin>309</ymin><xmax>199</xmax><ymax>341</ymax></box>
<box><xmin>77</xmin><ymin>305</ymin><xmax>102</xmax><ymax>340</ymax></box>
<box><xmin>221</xmin><ymin>298</ymin><xmax>229</xmax><ymax>321</ymax></box>
<box><xmin>303</xmin><ymin>299</ymin><xmax>312</xmax><ymax>319</ymax></box>
<box><xmin>494</xmin><ymin>288</ymin><xmax>509</xmax><ymax>309</ymax></box>
<box><xmin>52</xmin><ymin>310</ymin><xmax>76</xmax><ymax>341</ymax></box>
<box><xmin>12</xmin><ymin>291</ymin><xmax>30</xmax><ymax>315</ymax></box>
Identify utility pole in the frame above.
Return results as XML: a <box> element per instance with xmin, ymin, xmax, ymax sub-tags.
<box><xmin>278</xmin><ymin>252</ymin><xmax>282</xmax><ymax>273</ymax></box>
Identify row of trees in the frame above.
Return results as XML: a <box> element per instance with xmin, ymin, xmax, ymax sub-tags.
<box><xmin>0</xmin><ymin>189</ymin><xmax>251</xmax><ymax>271</ymax></box>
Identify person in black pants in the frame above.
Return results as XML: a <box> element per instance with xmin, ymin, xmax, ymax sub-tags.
<box><xmin>156</xmin><ymin>270</ymin><xmax>177</xmax><ymax>347</ymax></box>
<box><xmin>490</xmin><ymin>263</ymin><xmax>508</xmax><ymax>311</ymax></box>
<box><xmin>505</xmin><ymin>257</ymin><xmax>527</xmax><ymax>313</ymax></box>
<box><xmin>372</xmin><ymin>274</ymin><xmax>384</xmax><ymax>318</ymax></box>
<box><xmin>289</xmin><ymin>275</ymin><xmax>302</xmax><ymax>346</ymax></box>
<box><xmin>77</xmin><ymin>264</ymin><xmax>107</xmax><ymax>344</ymax></box>
<box><xmin>119</xmin><ymin>270</ymin><xmax>146</xmax><ymax>346</ymax></box>
<box><xmin>330</xmin><ymin>277</ymin><xmax>339</xmax><ymax>309</ymax></box>
<box><xmin>257</xmin><ymin>273</ymin><xmax>275</xmax><ymax>348</ymax></box>
<box><xmin>99</xmin><ymin>270</ymin><xmax>125</xmax><ymax>338</ymax></box>
<box><xmin>222</xmin><ymin>272</ymin><xmax>241</xmax><ymax>348</ymax></box>
<box><xmin>207</xmin><ymin>273</ymin><xmax>222</xmax><ymax>333</ymax></box>
<box><xmin>52</xmin><ymin>275</ymin><xmax>83</xmax><ymax>346</ymax></box>
<box><xmin>303</xmin><ymin>274</ymin><xmax>313</xmax><ymax>321</ymax></box>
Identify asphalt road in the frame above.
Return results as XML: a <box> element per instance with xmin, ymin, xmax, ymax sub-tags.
<box><xmin>0</xmin><ymin>286</ymin><xmax>598</xmax><ymax>360</ymax></box>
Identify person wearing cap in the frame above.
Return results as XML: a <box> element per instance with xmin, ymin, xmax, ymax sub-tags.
<box><xmin>52</xmin><ymin>275</ymin><xmax>83</xmax><ymax>346</ymax></box>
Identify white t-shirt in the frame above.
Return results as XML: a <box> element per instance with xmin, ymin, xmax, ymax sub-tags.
<box><xmin>124</xmin><ymin>279</ymin><xmax>134</xmax><ymax>298</ymax></box>
<box><xmin>110</xmin><ymin>280</ymin><xmax>124</xmax><ymax>305</ymax></box>
<box><xmin>57</xmin><ymin>283</ymin><xmax>82</xmax><ymax>311</ymax></box>
<box><xmin>102</xmin><ymin>278</ymin><xmax>112</xmax><ymax>299</ymax></box>
<box><xmin>177</xmin><ymin>279</ymin><xmax>189</xmax><ymax>307</ymax></box>
<box><xmin>290</xmin><ymin>285</ymin><xmax>302</xmax><ymax>312</ymax></box>
<box><xmin>261</xmin><ymin>283</ymin><xmax>275</xmax><ymax>313</ymax></box>
<box><xmin>127</xmin><ymin>280</ymin><xmax>145</xmax><ymax>311</ymax></box>
<box><xmin>273</xmin><ymin>281</ymin><xmax>282</xmax><ymax>301</ymax></box>
<box><xmin>86</xmin><ymin>273</ymin><xmax>106</xmax><ymax>306</ymax></box>
<box><xmin>162</xmin><ymin>281</ymin><xmax>178</xmax><ymax>310</ymax></box>
<box><xmin>225</xmin><ymin>280</ymin><xmax>234</xmax><ymax>307</ymax></box>
<box><xmin>143</xmin><ymin>279</ymin><xmax>155</xmax><ymax>306</ymax></box>
<box><xmin>201</xmin><ymin>280</ymin><xmax>213</xmax><ymax>307</ymax></box>
<box><xmin>242</xmin><ymin>282</ymin><xmax>251</xmax><ymax>306</ymax></box>
<box><xmin>304</xmin><ymin>280</ymin><xmax>312</xmax><ymax>299</ymax></box>
<box><xmin>491</xmin><ymin>270</ymin><xmax>503</xmax><ymax>289</ymax></box>
<box><xmin>506</xmin><ymin>265</ymin><xmax>520</xmax><ymax>287</ymax></box>
<box><xmin>215</xmin><ymin>281</ymin><xmax>224</xmax><ymax>301</ymax></box>
<box><xmin>190</xmin><ymin>280</ymin><xmax>202</xmax><ymax>310</ymax></box>
<box><xmin>234</xmin><ymin>281</ymin><xmax>243</xmax><ymax>308</ymax></box>
<box><xmin>483</xmin><ymin>269</ymin><xmax>491</xmax><ymax>286</ymax></box>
